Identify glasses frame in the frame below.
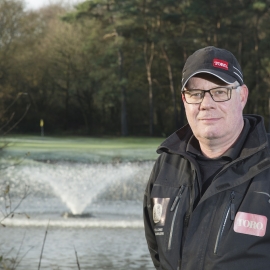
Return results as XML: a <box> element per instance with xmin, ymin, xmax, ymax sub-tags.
<box><xmin>182</xmin><ymin>84</ymin><xmax>240</xmax><ymax>104</ymax></box>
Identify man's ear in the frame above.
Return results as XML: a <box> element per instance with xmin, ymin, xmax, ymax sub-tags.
<box><xmin>182</xmin><ymin>93</ymin><xmax>187</xmax><ymax>109</ymax></box>
<box><xmin>181</xmin><ymin>93</ymin><xmax>185</xmax><ymax>103</ymax></box>
<box><xmin>240</xmin><ymin>84</ymin><xmax>249</xmax><ymax>109</ymax></box>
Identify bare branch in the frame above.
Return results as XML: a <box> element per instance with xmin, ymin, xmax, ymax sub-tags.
<box><xmin>2</xmin><ymin>93</ymin><xmax>27</xmax><ymax>116</ymax></box>
<box><xmin>12</xmin><ymin>231</ymin><xmax>26</xmax><ymax>269</ymax></box>
<box><xmin>74</xmin><ymin>246</ymin><xmax>81</xmax><ymax>270</ymax></box>
<box><xmin>3</xmin><ymin>104</ymin><xmax>31</xmax><ymax>136</ymax></box>
<box><xmin>0</xmin><ymin>112</ymin><xmax>15</xmax><ymax>132</ymax></box>
<box><xmin>38</xmin><ymin>220</ymin><xmax>50</xmax><ymax>270</ymax></box>
<box><xmin>0</xmin><ymin>185</ymin><xmax>30</xmax><ymax>224</ymax></box>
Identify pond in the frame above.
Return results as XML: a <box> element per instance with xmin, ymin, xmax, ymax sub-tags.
<box><xmin>0</xmin><ymin>137</ymin><xmax>160</xmax><ymax>270</ymax></box>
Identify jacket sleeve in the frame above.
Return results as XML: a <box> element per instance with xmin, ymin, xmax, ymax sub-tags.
<box><xmin>143</xmin><ymin>156</ymin><xmax>162</xmax><ymax>269</ymax></box>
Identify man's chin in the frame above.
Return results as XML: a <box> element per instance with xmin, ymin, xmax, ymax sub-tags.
<box><xmin>199</xmin><ymin>131</ymin><xmax>221</xmax><ymax>141</ymax></box>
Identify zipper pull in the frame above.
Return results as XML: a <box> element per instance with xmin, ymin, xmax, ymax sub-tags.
<box><xmin>230</xmin><ymin>191</ymin><xmax>235</xmax><ymax>221</ymax></box>
<box><xmin>170</xmin><ymin>185</ymin><xmax>185</xmax><ymax>212</ymax></box>
<box><xmin>184</xmin><ymin>214</ymin><xmax>190</xmax><ymax>227</ymax></box>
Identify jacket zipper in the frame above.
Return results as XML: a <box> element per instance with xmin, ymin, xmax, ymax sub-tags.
<box><xmin>214</xmin><ymin>191</ymin><xmax>235</xmax><ymax>254</ymax></box>
<box><xmin>168</xmin><ymin>185</ymin><xmax>186</xmax><ymax>250</ymax></box>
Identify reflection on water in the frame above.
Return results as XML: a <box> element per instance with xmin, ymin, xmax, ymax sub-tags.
<box><xmin>0</xmin><ymin>161</ymin><xmax>155</xmax><ymax>269</ymax></box>
<box><xmin>1</xmin><ymin>227</ymin><xmax>154</xmax><ymax>270</ymax></box>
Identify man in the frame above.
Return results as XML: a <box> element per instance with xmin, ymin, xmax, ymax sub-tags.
<box><xmin>143</xmin><ymin>46</ymin><xmax>270</xmax><ymax>270</ymax></box>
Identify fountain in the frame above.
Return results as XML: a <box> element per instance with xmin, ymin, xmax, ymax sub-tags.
<box><xmin>1</xmin><ymin>160</ymin><xmax>154</xmax><ymax>218</ymax></box>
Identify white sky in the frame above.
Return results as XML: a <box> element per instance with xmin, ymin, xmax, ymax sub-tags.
<box><xmin>24</xmin><ymin>0</ymin><xmax>82</xmax><ymax>10</ymax></box>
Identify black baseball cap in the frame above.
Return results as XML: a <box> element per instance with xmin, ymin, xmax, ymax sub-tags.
<box><xmin>181</xmin><ymin>46</ymin><xmax>244</xmax><ymax>91</ymax></box>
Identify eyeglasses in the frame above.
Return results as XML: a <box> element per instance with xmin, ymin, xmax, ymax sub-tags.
<box><xmin>182</xmin><ymin>85</ymin><xmax>240</xmax><ymax>104</ymax></box>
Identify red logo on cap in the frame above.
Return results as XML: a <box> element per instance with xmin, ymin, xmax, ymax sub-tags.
<box><xmin>213</xmin><ymin>59</ymin><xmax>228</xmax><ymax>70</ymax></box>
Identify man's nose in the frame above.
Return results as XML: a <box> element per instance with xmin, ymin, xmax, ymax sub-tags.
<box><xmin>200</xmin><ymin>91</ymin><xmax>215</xmax><ymax>108</ymax></box>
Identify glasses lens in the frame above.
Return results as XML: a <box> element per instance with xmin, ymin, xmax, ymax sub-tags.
<box><xmin>184</xmin><ymin>90</ymin><xmax>204</xmax><ymax>104</ymax></box>
<box><xmin>210</xmin><ymin>87</ymin><xmax>230</xmax><ymax>101</ymax></box>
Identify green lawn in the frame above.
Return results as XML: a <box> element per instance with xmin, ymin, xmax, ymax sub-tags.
<box><xmin>0</xmin><ymin>136</ymin><xmax>164</xmax><ymax>163</ymax></box>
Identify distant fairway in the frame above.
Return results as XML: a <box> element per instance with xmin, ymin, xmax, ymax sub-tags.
<box><xmin>1</xmin><ymin>136</ymin><xmax>164</xmax><ymax>163</ymax></box>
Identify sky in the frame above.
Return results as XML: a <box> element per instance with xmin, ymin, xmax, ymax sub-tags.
<box><xmin>24</xmin><ymin>0</ymin><xmax>82</xmax><ymax>10</ymax></box>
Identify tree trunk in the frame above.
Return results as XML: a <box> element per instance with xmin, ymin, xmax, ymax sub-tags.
<box><xmin>269</xmin><ymin>97</ymin><xmax>270</xmax><ymax>133</ymax></box>
<box><xmin>118</xmin><ymin>49</ymin><xmax>128</xmax><ymax>136</ymax></box>
<box><xmin>144</xmin><ymin>41</ymin><xmax>155</xmax><ymax>136</ymax></box>
<box><xmin>75</xmin><ymin>89</ymin><xmax>89</xmax><ymax>133</ymax></box>
<box><xmin>65</xmin><ymin>61</ymin><xmax>70</xmax><ymax>131</ymax></box>
<box><xmin>161</xmin><ymin>45</ymin><xmax>179</xmax><ymax>130</ymax></box>
<box><xmin>238</xmin><ymin>37</ymin><xmax>242</xmax><ymax>67</ymax></box>
<box><xmin>254</xmin><ymin>14</ymin><xmax>260</xmax><ymax>114</ymax></box>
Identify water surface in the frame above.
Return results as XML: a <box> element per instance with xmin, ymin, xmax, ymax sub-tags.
<box><xmin>0</xmin><ymin>160</ymin><xmax>155</xmax><ymax>269</ymax></box>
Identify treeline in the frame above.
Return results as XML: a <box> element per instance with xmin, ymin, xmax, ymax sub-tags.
<box><xmin>1</xmin><ymin>0</ymin><xmax>270</xmax><ymax>136</ymax></box>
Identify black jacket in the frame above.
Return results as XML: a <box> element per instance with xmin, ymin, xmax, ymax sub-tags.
<box><xmin>143</xmin><ymin>115</ymin><xmax>270</xmax><ymax>270</ymax></box>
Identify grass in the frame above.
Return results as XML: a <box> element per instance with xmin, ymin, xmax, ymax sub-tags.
<box><xmin>0</xmin><ymin>136</ymin><xmax>164</xmax><ymax>163</ymax></box>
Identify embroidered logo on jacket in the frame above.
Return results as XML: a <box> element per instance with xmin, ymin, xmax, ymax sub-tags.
<box><xmin>152</xmin><ymin>198</ymin><xmax>170</xmax><ymax>226</ymax></box>
<box><xmin>234</xmin><ymin>212</ymin><xmax>267</xmax><ymax>237</ymax></box>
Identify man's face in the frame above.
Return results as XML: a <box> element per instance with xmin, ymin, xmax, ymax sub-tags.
<box><xmin>182</xmin><ymin>76</ymin><xmax>248</xmax><ymax>146</ymax></box>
